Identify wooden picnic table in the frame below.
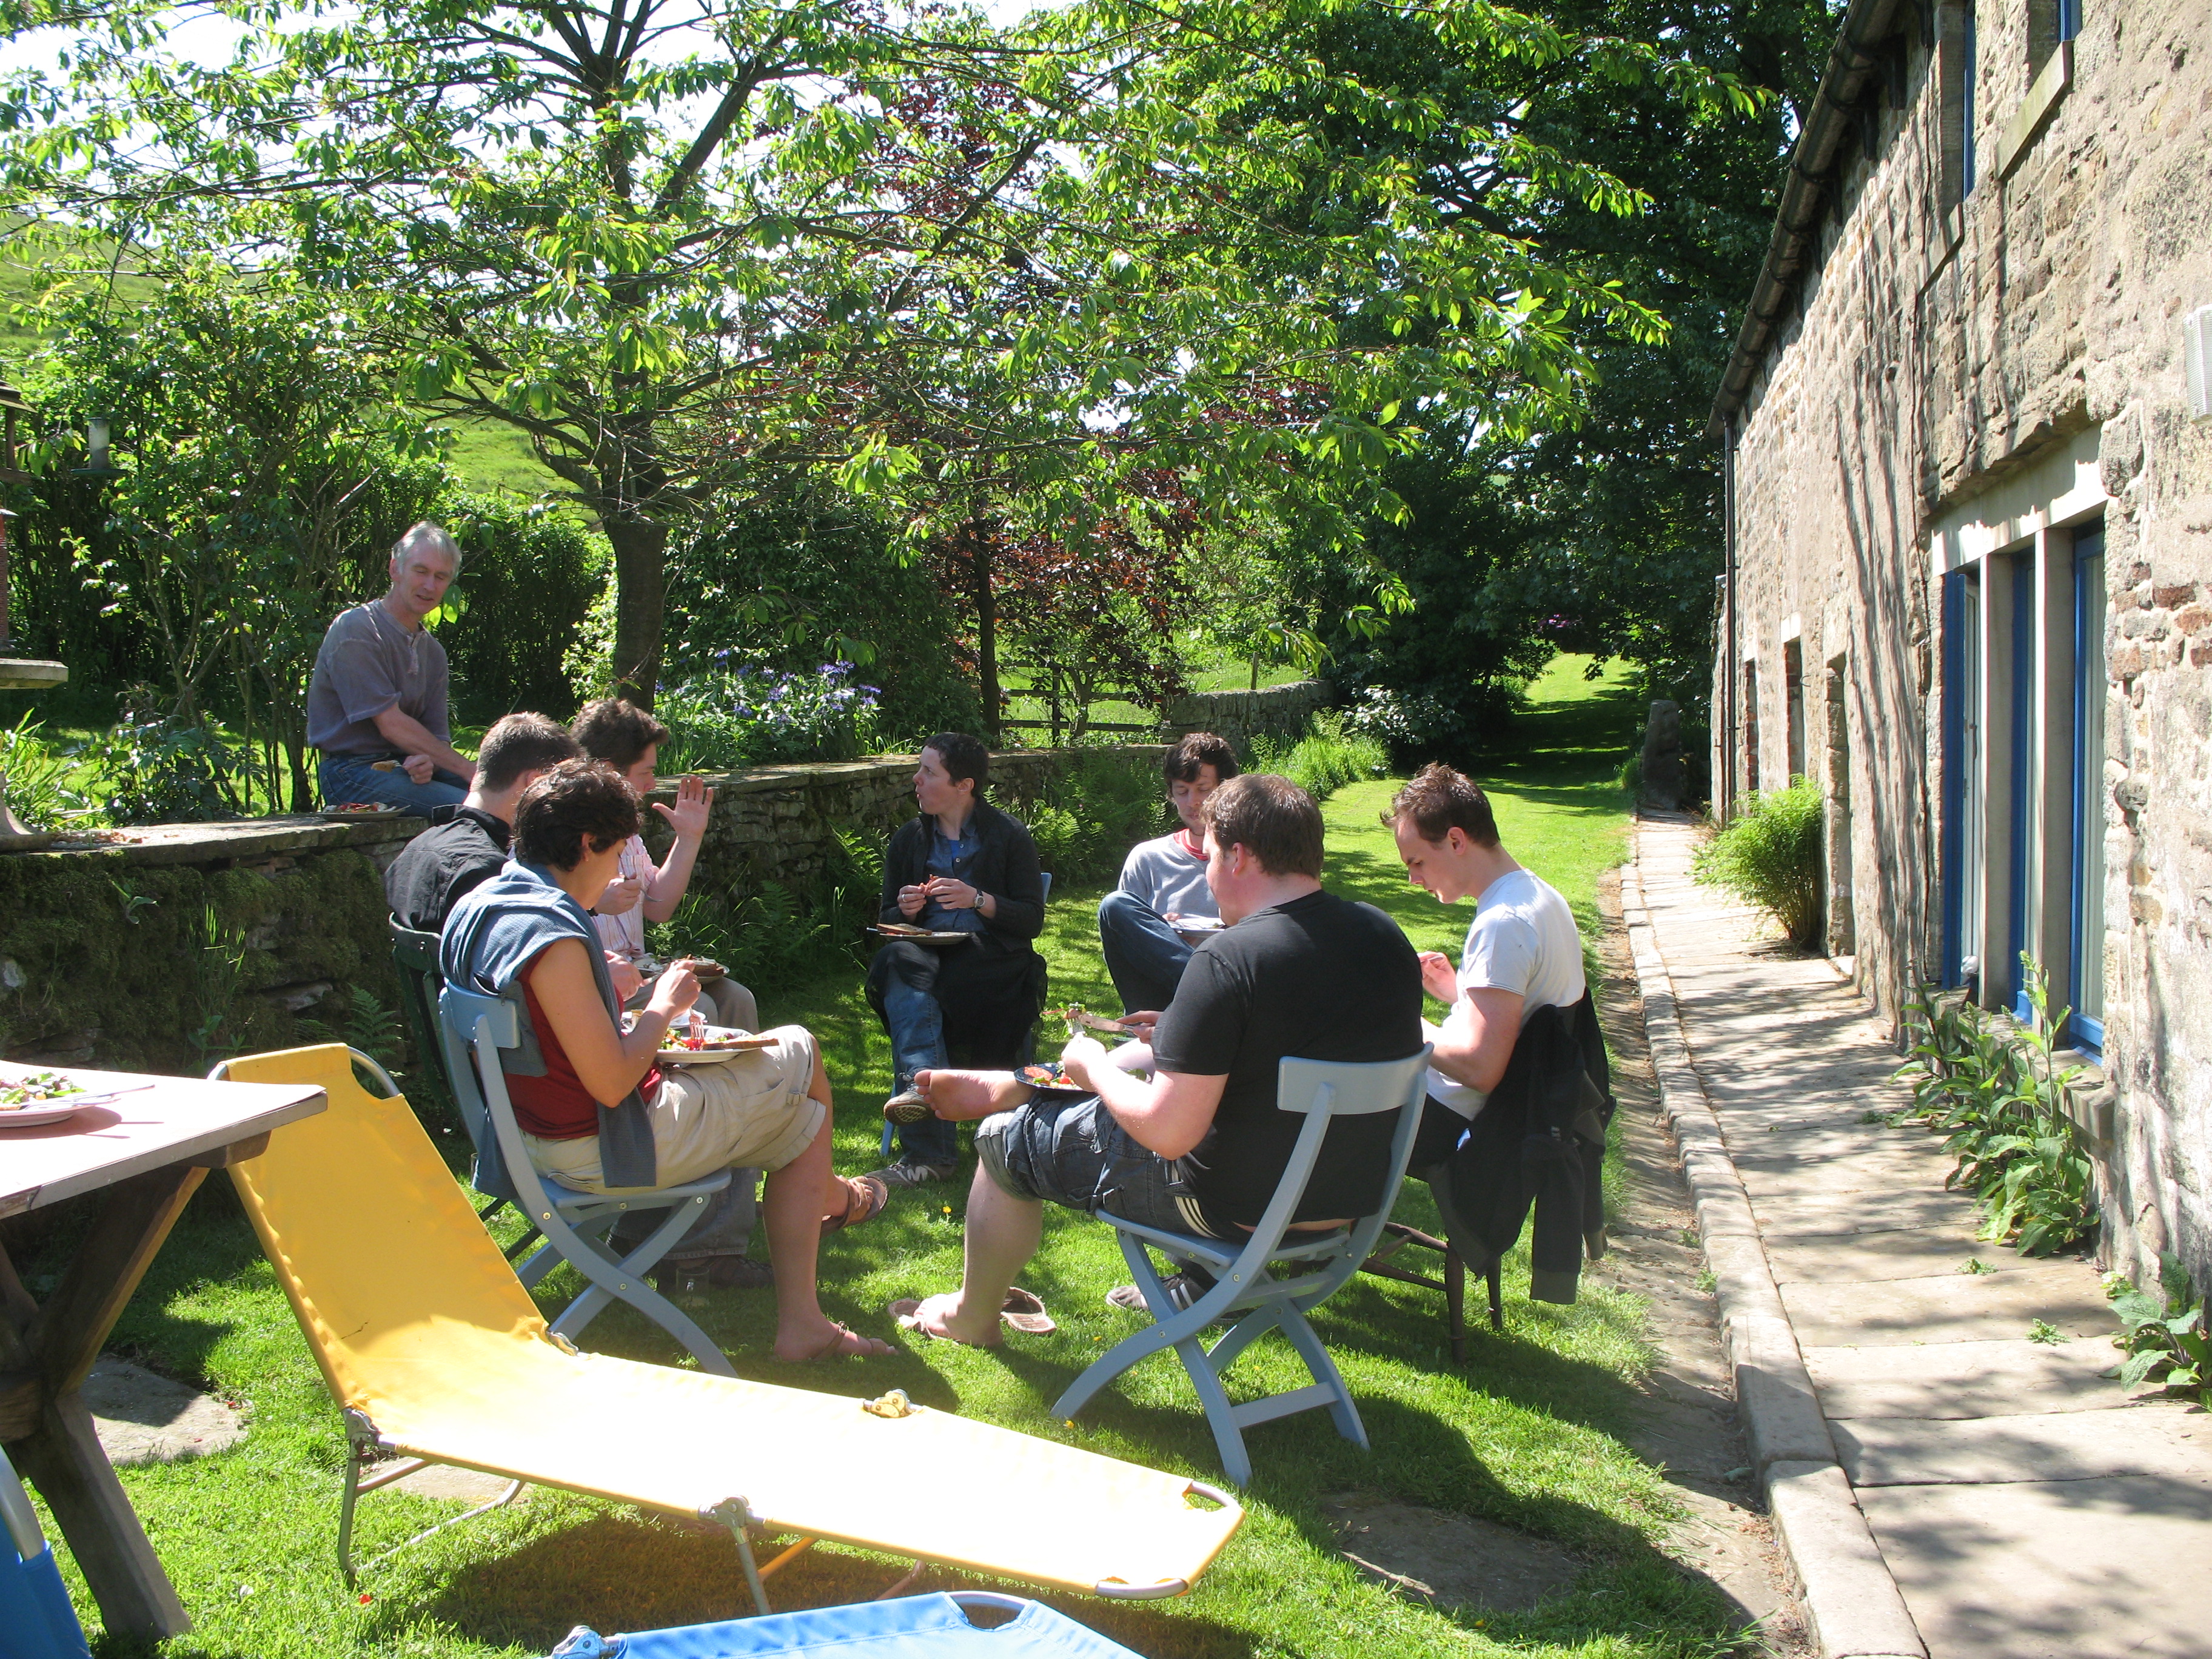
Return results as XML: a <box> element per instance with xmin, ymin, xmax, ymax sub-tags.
<box><xmin>0</xmin><ymin>1066</ymin><xmax>327</xmax><ymax>1640</ymax></box>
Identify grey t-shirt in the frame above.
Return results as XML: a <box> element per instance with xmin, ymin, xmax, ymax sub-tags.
<box><xmin>306</xmin><ymin>602</ymin><xmax>452</xmax><ymax>755</ymax></box>
<box><xmin>1116</xmin><ymin>830</ymin><xmax>1217</xmax><ymax>922</ymax></box>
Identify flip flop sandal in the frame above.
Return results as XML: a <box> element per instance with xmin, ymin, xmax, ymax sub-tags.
<box><xmin>890</xmin><ymin>1296</ymin><xmax>1002</xmax><ymax>1348</ymax></box>
<box><xmin>822</xmin><ymin>1173</ymin><xmax>888</xmax><ymax>1233</ymax></box>
<box><xmin>774</xmin><ymin>1321</ymin><xmax>891</xmax><ymax>1362</ymax></box>
<box><xmin>999</xmin><ymin>1287</ymin><xmax>1055</xmax><ymax>1334</ymax></box>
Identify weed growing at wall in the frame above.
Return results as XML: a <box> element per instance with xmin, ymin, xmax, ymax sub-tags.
<box><xmin>2102</xmin><ymin>1256</ymin><xmax>2211</xmax><ymax>1405</ymax></box>
<box><xmin>1894</xmin><ymin>962</ymin><xmax>2096</xmax><ymax>1256</ymax></box>
<box><xmin>648</xmin><ymin>830</ymin><xmax>885</xmax><ymax>996</ymax></box>
<box><xmin>0</xmin><ymin>714</ymin><xmax>104</xmax><ymax>830</ymax></box>
<box><xmin>1691</xmin><ymin>776</ymin><xmax>1823</xmax><ymax>945</ymax></box>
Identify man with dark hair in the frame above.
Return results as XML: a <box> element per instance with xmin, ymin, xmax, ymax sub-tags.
<box><xmin>386</xmin><ymin>713</ymin><xmax>581</xmax><ymax>931</ymax></box>
<box><xmin>888</xmin><ymin>773</ymin><xmax>1423</xmax><ymax>1343</ymax></box>
<box><xmin>307</xmin><ymin>521</ymin><xmax>475</xmax><ymax>811</ymax></box>
<box><xmin>1096</xmin><ymin>731</ymin><xmax>1240</xmax><ymax>1014</ymax></box>
<box><xmin>865</xmin><ymin>733</ymin><xmax>1047</xmax><ymax>1188</ymax></box>
<box><xmin>1386</xmin><ymin>763</ymin><xmax>1581</xmax><ymax>1148</ymax></box>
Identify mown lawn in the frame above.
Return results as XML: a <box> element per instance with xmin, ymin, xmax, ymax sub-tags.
<box><xmin>25</xmin><ymin>656</ymin><xmax>1750</xmax><ymax>1659</ymax></box>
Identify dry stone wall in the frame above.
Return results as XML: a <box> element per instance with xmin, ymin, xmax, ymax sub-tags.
<box><xmin>1159</xmin><ymin>680</ymin><xmax>1332</xmax><ymax>752</ymax></box>
<box><xmin>1718</xmin><ymin>0</ymin><xmax>2212</xmax><ymax>1287</ymax></box>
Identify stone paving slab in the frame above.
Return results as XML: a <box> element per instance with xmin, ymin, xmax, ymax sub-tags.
<box><xmin>1780</xmin><ymin>1265</ymin><xmax>2119</xmax><ymax>1347</ymax></box>
<box><xmin>1857</xmin><ymin>1476</ymin><xmax>2212</xmax><ymax>1659</ymax></box>
<box><xmin>1804</xmin><ymin>1338</ymin><xmax>2159</xmax><ymax>1419</ymax></box>
<box><xmin>1765</xmin><ymin>1233</ymin><xmax>2046</xmax><ymax>1284</ymax></box>
<box><xmin>1750</xmin><ymin>1187</ymin><xmax>1986</xmax><ymax>1239</ymax></box>
<box><xmin>1729</xmin><ymin>1146</ymin><xmax>1951</xmax><ymax>1197</ymax></box>
<box><xmin>1834</xmin><ymin>1406</ymin><xmax>2211</xmax><ymax>1484</ymax></box>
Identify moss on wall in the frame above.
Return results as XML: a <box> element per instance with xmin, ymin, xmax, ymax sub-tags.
<box><xmin>0</xmin><ymin>846</ymin><xmax>398</xmax><ymax>1073</ymax></box>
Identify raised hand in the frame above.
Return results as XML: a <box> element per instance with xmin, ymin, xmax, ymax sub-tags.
<box><xmin>651</xmin><ymin>773</ymin><xmax>715</xmax><ymax>841</ymax></box>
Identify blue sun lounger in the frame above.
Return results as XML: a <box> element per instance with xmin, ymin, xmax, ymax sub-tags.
<box><xmin>546</xmin><ymin>1591</ymin><xmax>1146</xmax><ymax>1658</ymax></box>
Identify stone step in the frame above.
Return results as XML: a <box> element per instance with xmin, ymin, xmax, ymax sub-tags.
<box><xmin>1806</xmin><ymin>1336</ymin><xmax>2149</xmax><ymax>1419</ymax></box>
<box><xmin>1836</xmin><ymin>1404</ymin><xmax>2212</xmax><ymax>1484</ymax></box>
<box><xmin>1780</xmin><ymin>1262</ymin><xmax>2116</xmax><ymax>1347</ymax></box>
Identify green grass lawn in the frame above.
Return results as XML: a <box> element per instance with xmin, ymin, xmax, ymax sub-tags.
<box><xmin>23</xmin><ymin>655</ymin><xmax>1744</xmax><ymax>1659</ymax></box>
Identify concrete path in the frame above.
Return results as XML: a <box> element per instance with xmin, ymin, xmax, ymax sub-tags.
<box><xmin>1624</xmin><ymin>814</ymin><xmax>2212</xmax><ymax>1659</ymax></box>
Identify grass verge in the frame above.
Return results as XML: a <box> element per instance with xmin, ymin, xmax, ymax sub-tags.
<box><xmin>21</xmin><ymin>655</ymin><xmax>1751</xmax><ymax>1658</ymax></box>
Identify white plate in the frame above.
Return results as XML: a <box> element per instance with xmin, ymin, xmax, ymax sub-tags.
<box><xmin>0</xmin><ymin>1099</ymin><xmax>99</xmax><ymax>1127</ymax></box>
<box><xmin>870</xmin><ymin>926</ymin><xmax>974</xmax><ymax>943</ymax></box>
<box><xmin>656</xmin><ymin>1027</ymin><xmax>778</xmax><ymax>1065</ymax></box>
<box><xmin>317</xmin><ymin>805</ymin><xmax>409</xmax><ymax>819</ymax></box>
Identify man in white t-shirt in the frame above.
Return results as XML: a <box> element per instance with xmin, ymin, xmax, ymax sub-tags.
<box><xmin>1096</xmin><ymin>732</ymin><xmax>1239</xmax><ymax>1014</ymax></box>
<box><xmin>1386</xmin><ymin>762</ymin><xmax>1585</xmax><ymax>1171</ymax></box>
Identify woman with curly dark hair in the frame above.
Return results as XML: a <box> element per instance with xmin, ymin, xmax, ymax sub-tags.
<box><xmin>442</xmin><ymin>760</ymin><xmax>890</xmax><ymax>1361</ymax></box>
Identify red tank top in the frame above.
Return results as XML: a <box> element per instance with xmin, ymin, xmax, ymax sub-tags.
<box><xmin>504</xmin><ymin>950</ymin><xmax>663</xmax><ymax>1140</ymax></box>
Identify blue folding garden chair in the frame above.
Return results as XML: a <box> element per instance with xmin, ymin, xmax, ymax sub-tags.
<box><xmin>435</xmin><ymin>984</ymin><xmax>737</xmax><ymax>1376</ymax></box>
<box><xmin>1051</xmin><ymin>1048</ymin><xmax>1432</xmax><ymax>1487</ymax></box>
<box><xmin>545</xmin><ymin>1592</ymin><xmax>1144</xmax><ymax>1657</ymax></box>
<box><xmin>1</xmin><ymin>1443</ymin><xmax>90</xmax><ymax>1659</ymax></box>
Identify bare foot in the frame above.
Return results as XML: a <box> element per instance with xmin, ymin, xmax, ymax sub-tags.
<box><xmin>914</xmin><ymin>1068</ymin><xmax>1032</xmax><ymax>1122</ymax></box>
<box><xmin>773</xmin><ymin>1318</ymin><xmax>894</xmax><ymax>1362</ymax></box>
<box><xmin>891</xmin><ymin>1292</ymin><xmax>1002</xmax><ymax>1347</ymax></box>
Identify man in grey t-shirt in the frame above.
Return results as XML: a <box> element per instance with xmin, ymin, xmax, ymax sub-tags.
<box><xmin>1096</xmin><ymin>731</ymin><xmax>1238</xmax><ymax>1013</ymax></box>
<box><xmin>306</xmin><ymin>522</ymin><xmax>478</xmax><ymax>812</ymax></box>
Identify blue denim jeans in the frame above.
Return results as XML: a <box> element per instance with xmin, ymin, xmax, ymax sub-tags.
<box><xmin>318</xmin><ymin>751</ymin><xmax>468</xmax><ymax>813</ymax></box>
<box><xmin>881</xmin><ymin>967</ymin><xmax>957</xmax><ymax>1167</ymax></box>
<box><xmin>1096</xmin><ymin>890</ymin><xmax>1195</xmax><ymax>1014</ymax></box>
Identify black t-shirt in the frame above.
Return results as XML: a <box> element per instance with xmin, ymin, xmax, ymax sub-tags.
<box><xmin>1150</xmin><ymin>888</ymin><xmax>1423</xmax><ymax>1229</ymax></box>
<box><xmin>384</xmin><ymin>805</ymin><xmax>511</xmax><ymax>932</ymax></box>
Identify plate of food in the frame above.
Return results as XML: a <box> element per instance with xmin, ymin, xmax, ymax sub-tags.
<box><xmin>1170</xmin><ymin>915</ymin><xmax>1225</xmax><ymax>935</ymax></box>
<box><xmin>655</xmin><ymin>1026</ymin><xmax>779</xmax><ymax>1065</ymax></box>
<box><xmin>869</xmin><ymin>922</ymin><xmax>973</xmax><ymax>943</ymax></box>
<box><xmin>0</xmin><ymin>1069</ymin><xmax>138</xmax><ymax>1127</ymax></box>
<box><xmin>1018</xmin><ymin>1062</ymin><xmax>1088</xmax><ymax>1093</ymax></box>
<box><xmin>318</xmin><ymin>802</ymin><xmax>409</xmax><ymax>819</ymax></box>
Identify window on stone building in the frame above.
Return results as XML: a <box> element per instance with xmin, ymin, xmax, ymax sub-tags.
<box><xmin>1743</xmin><ymin>659</ymin><xmax>1761</xmax><ymax>796</ymax></box>
<box><xmin>1942</xmin><ymin>568</ymin><xmax>1985</xmax><ymax>990</ymax></box>
<box><xmin>2003</xmin><ymin>549</ymin><xmax>2037</xmax><ymax>1020</ymax></box>
<box><xmin>1785</xmin><ymin>638</ymin><xmax>1806</xmax><ymax>781</ymax></box>
<box><xmin>2070</xmin><ymin>523</ymin><xmax>2106</xmax><ymax>1055</ymax></box>
<box><xmin>2056</xmin><ymin>0</ymin><xmax>2080</xmax><ymax>44</ymax></box>
<box><xmin>1961</xmin><ymin>3</ymin><xmax>1978</xmax><ymax>195</ymax></box>
<box><xmin>2031</xmin><ymin>0</ymin><xmax>2080</xmax><ymax>76</ymax></box>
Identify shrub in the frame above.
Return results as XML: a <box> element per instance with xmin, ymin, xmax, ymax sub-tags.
<box><xmin>1029</xmin><ymin>754</ymin><xmax>1170</xmax><ymax>883</ymax></box>
<box><xmin>1250</xmin><ymin>711</ymin><xmax>1388</xmax><ymax>801</ymax></box>
<box><xmin>655</xmin><ymin>659</ymin><xmax>885</xmax><ymax>771</ymax></box>
<box><xmin>0</xmin><ymin>714</ymin><xmax>103</xmax><ymax>830</ymax></box>
<box><xmin>1691</xmin><ymin>776</ymin><xmax>1823</xmax><ymax>945</ymax></box>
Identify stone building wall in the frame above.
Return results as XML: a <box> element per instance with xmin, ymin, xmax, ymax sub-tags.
<box><xmin>1717</xmin><ymin>0</ymin><xmax>2212</xmax><ymax>1286</ymax></box>
<box><xmin>1159</xmin><ymin>680</ymin><xmax>1332</xmax><ymax>752</ymax></box>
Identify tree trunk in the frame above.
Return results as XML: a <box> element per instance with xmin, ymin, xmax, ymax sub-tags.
<box><xmin>605</xmin><ymin>512</ymin><xmax>669</xmax><ymax>708</ymax></box>
<box><xmin>972</xmin><ymin>528</ymin><xmax>999</xmax><ymax>746</ymax></box>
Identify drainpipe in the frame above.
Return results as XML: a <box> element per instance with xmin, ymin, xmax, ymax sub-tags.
<box><xmin>1723</xmin><ymin>417</ymin><xmax>1740</xmax><ymax>820</ymax></box>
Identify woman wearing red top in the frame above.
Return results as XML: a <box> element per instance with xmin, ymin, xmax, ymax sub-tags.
<box><xmin>501</xmin><ymin>760</ymin><xmax>890</xmax><ymax>1362</ymax></box>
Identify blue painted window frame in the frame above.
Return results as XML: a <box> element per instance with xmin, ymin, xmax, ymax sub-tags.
<box><xmin>2006</xmin><ymin>552</ymin><xmax>2034</xmax><ymax>1021</ymax></box>
<box><xmin>2070</xmin><ymin>525</ymin><xmax>2106</xmax><ymax>1056</ymax></box>
<box><xmin>1940</xmin><ymin>571</ymin><xmax>1969</xmax><ymax>987</ymax></box>
<box><xmin>2056</xmin><ymin>0</ymin><xmax>2081</xmax><ymax>44</ymax></box>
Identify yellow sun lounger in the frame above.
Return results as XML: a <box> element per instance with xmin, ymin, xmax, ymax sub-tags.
<box><xmin>218</xmin><ymin>1045</ymin><xmax>1242</xmax><ymax>1609</ymax></box>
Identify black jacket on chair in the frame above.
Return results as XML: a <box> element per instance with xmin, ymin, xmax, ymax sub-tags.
<box><xmin>866</xmin><ymin>800</ymin><xmax>1049</xmax><ymax>1067</ymax></box>
<box><xmin>1432</xmin><ymin>990</ymin><xmax>1613</xmax><ymax>1304</ymax></box>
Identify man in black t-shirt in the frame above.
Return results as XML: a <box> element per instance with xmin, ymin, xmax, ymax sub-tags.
<box><xmin>890</xmin><ymin>774</ymin><xmax>1422</xmax><ymax>1347</ymax></box>
<box><xmin>384</xmin><ymin>713</ymin><xmax>579</xmax><ymax>931</ymax></box>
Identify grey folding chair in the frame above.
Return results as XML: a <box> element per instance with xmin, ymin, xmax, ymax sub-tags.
<box><xmin>1053</xmin><ymin>1047</ymin><xmax>1433</xmax><ymax>1487</ymax></box>
<box><xmin>437</xmin><ymin>984</ymin><xmax>737</xmax><ymax>1377</ymax></box>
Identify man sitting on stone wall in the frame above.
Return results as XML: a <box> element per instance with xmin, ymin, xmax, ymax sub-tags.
<box><xmin>1095</xmin><ymin>731</ymin><xmax>1238</xmax><ymax>1016</ymax></box>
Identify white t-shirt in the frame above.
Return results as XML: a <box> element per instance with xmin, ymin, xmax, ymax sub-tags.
<box><xmin>1428</xmin><ymin>868</ymin><xmax>1586</xmax><ymax>1118</ymax></box>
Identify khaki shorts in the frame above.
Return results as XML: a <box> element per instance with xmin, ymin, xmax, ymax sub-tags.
<box><xmin>523</xmin><ymin>1025</ymin><xmax>825</xmax><ymax>1192</ymax></box>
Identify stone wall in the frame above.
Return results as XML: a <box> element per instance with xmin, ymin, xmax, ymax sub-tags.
<box><xmin>1717</xmin><ymin>0</ymin><xmax>2212</xmax><ymax>1287</ymax></box>
<box><xmin>642</xmin><ymin>745</ymin><xmax>1166</xmax><ymax>899</ymax></box>
<box><xmin>1159</xmin><ymin>680</ymin><xmax>1332</xmax><ymax>752</ymax></box>
<box><xmin>0</xmin><ymin>816</ymin><xmax>418</xmax><ymax>1073</ymax></box>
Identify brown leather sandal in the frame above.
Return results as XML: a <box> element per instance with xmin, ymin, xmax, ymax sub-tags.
<box><xmin>822</xmin><ymin>1173</ymin><xmax>888</xmax><ymax>1233</ymax></box>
